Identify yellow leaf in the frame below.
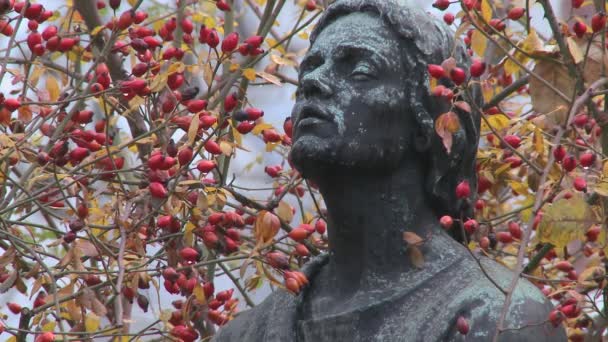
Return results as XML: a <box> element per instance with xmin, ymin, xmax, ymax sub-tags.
<box><xmin>85</xmin><ymin>313</ymin><xmax>100</xmax><ymax>332</ymax></box>
<box><xmin>266</xmin><ymin>38</ymin><xmax>285</xmax><ymax>54</ymax></box>
<box><xmin>252</xmin><ymin>123</ymin><xmax>273</xmax><ymax>135</ymax></box>
<box><xmin>91</xmin><ymin>25</ymin><xmax>105</xmax><ymax>36</ymax></box>
<box><xmin>149</xmin><ymin>72</ymin><xmax>168</xmax><ymax>92</ymax></box>
<box><xmin>533</xmin><ymin>128</ymin><xmax>544</xmax><ymax>154</ymax></box>
<box><xmin>567</xmin><ymin>37</ymin><xmax>584</xmax><ymax>64</ymax></box>
<box><xmin>480</xmin><ymin>0</ymin><xmax>492</xmax><ymax>22</ymax></box>
<box><xmin>243</xmin><ymin>68</ymin><xmax>257</xmax><ymax>81</ymax></box>
<box><xmin>482</xmin><ymin>114</ymin><xmax>510</xmax><ymax>132</ymax></box>
<box><xmin>276</xmin><ymin>201</ymin><xmax>293</xmax><ymax>223</ymax></box>
<box><xmin>168</xmin><ymin>61</ymin><xmax>185</xmax><ymax>75</ymax></box>
<box><xmin>202</xmin><ymin>63</ymin><xmax>213</xmax><ymax>87</ymax></box>
<box><xmin>471</xmin><ymin>30</ymin><xmax>487</xmax><ymax>57</ymax></box>
<box><xmin>193</xmin><ymin>283</ymin><xmax>208</xmax><ymax>303</ymax></box>
<box><xmin>220</xmin><ymin>141</ymin><xmax>233</xmax><ymax>156</ymax></box>
<box><xmin>42</xmin><ymin>321</ymin><xmax>56</xmax><ymax>332</ymax></box>
<box><xmin>46</xmin><ymin>76</ymin><xmax>60</xmax><ymax>102</ymax></box>
<box><xmin>127</xmin><ymin>0</ymin><xmax>137</xmax><ymax>5</ymax></box>
<box><xmin>538</xmin><ymin>195</ymin><xmax>599</xmax><ymax>251</ymax></box>
<box><xmin>187</xmin><ymin>114</ymin><xmax>200</xmax><ymax>146</ymax></box>
<box><xmin>6</xmin><ymin>336</ymin><xmax>17</xmax><ymax>342</ymax></box>
<box><xmin>270</xmin><ymin>54</ymin><xmax>297</xmax><ymax>67</ymax></box>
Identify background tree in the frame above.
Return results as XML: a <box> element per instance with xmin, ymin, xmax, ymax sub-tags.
<box><xmin>0</xmin><ymin>0</ymin><xmax>607</xmax><ymax>341</ymax></box>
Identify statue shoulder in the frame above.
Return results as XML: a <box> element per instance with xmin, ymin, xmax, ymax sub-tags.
<box><xmin>212</xmin><ymin>288</ymin><xmax>297</xmax><ymax>342</ymax></box>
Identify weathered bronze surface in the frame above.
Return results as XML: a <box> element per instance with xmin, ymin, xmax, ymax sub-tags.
<box><xmin>213</xmin><ymin>1</ymin><xmax>567</xmax><ymax>341</ymax></box>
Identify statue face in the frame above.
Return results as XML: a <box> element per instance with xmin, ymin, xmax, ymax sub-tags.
<box><xmin>290</xmin><ymin>12</ymin><xmax>413</xmax><ymax>179</ymax></box>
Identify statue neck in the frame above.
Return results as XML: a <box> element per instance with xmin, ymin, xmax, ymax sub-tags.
<box><xmin>314</xmin><ymin>161</ymin><xmax>457</xmax><ymax>291</ymax></box>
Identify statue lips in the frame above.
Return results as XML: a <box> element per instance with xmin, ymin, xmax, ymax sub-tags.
<box><xmin>295</xmin><ymin>103</ymin><xmax>335</xmax><ymax>131</ymax></box>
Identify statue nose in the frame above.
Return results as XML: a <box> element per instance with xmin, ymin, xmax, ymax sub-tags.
<box><xmin>300</xmin><ymin>70</ymin><xmax>333</xmax><ymax>99</ymax></box>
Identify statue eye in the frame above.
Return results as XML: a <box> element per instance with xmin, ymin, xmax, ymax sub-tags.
<box><xmin>351</xmin><ymin>64</ymin><xmax>376</xmax><ymax>81</ymax></box>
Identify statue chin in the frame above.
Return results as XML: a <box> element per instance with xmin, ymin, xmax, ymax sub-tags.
<box><xmin>290</xmin><ymin>135</ymin><xmax>408</xmax><ymax>182</ymax></box>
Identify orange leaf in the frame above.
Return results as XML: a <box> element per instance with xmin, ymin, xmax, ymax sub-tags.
<box><xmin>435</xmin><ymin>111</ymin><xmax>460</xmax><ymax>154</ymax></box>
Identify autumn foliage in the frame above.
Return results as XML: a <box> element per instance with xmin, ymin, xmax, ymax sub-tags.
<box><xmin>0</xmin><ymin>0</ymin><xmax>607</xmax><ymax>341</ymax></box>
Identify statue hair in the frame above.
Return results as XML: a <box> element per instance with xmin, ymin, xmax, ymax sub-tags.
<box><xmin>310</xmin><ymin>0</ymin><xmax>483</xmax><ymax>239</ymax></box>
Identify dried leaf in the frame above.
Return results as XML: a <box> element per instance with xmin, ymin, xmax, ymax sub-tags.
<box><xmin>187</xmin><ymin>114</ymin><xmax>200</xmax><ymax>146</ymax></box>
<box><xmin>529</xmin><ymin>61</ymin><xmax>572</xmax><ymax>124</ymax></box>
<box><xmin>403</xmin><ymin>231</ymin><xmax>424</xmax><ymax>246</ymax></box>
<box><xmin>219</xmin><ymin>141</ymin><xmax>233</xmax><ymax>156</ymax></box>
<box><xmin>471</xmin><ymin>30</ymin><xmax>487</xmax><ymax>58</ymax></box>
<box><xmin>85</xmin><ymin>313</ymin><xmax>100</xmax><ymax>332</ymax></box>
<box><xmin>408</xmin><ymin>246</ymin><xmax>425</xmax><ymax>269</ymax></box>
<box><xmin>46</xmin><ymin>76</ymin><xmax>60</xmax><ymax>101</ymax></box>
<box><xmin>255</xmin><ymin>211</ymin><xmax>280</xmax><ymax>243</ymax></box>
<box><xmin>257</xmin><ymin>71</ymin><xmax>282</xmax><ymax>86</ymax></box>
<box><xmin>434</xmin><ymin>111</ymin><xmax>460</xmax><ymax>154</ymax></box>
<box><xmin>276</xmin><ymin>201</ymin><xmax>294</xmax><ymax>223</ymax></box>
<box><xmin>243</xmin><ymin>68</ymin><xmax>257</xmax><ymax>81</ymax></box>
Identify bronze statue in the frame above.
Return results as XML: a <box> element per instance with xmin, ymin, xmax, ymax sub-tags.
<box><xmin>213</xmin><ymin>0</ymin><xmax>567</xmax><ymax>340</ymax></box>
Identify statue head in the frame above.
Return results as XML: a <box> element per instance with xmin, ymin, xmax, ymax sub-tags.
<box><xmin>289</xmin><ymin>0</ymin><xmax>482</xmax><ymax>222</ymax></box>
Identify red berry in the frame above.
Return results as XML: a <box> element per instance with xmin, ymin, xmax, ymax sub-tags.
<box><xmin>455</xmin><ymin>180</ymin><xmax>471</xmax><ymax>199</ymax></box>
<box><xmin>555</xmin><ymin>260</ymin><xmax>574</xmax><ymax>272</ymax></box>
<box><xmin>180</xmin><ymin>18</ymin><xmax>193</xmax><ymax>34</ymax></box>
<box><xmin>503</xmin><ymin>135</ymin><xmax>521</xmax><ymax>148</ymax></box>
<box><xmin>464</xmin><ymin>219</ymin><xmax>478</xmax><ymax>234</ymax></box>
<box><xmin>224</xmin><ymin>92</ymin><xmax>238</xmax><ymax>112</ymax></box>
<box><xmin>432</xmin><ymin>0</ymin><xmax>450</xmax><ymax>10</ymax></box>
<box><xmin>507</xmin><ymin>7</ymin><xmax>525</xmax><ymax>21</ymax></box>
<box><xmin>586</xmin><ymin>225</ymin><xmax>601</xmax><ymax>242</ymax></box>
<box><xmin>573</xmin><ymin>21</ymin><xmax>587</xmax><ymax>38</ymax></box>
<box><xmin>592</xmin><ymin>13</ymin><xmax>606</xmax><ymax>33</ymax></box>
<box><xmin>245</xmin><ymin>107</ymin><xmax>264</xmax><ymax>121</ymax></box>
<box><xmin>7</xmin><ymin>302</ymin><xmax>21</xmax><ymax>314</ymax></box>
<box><xmin>204</xmin><ymin>140</ymin><xmax>222</xmax><ymax>155</ymax></box>
<box><xmin>283</xmin><ymin>117</ymin><xmax>293</xmax><ymax>138</ymax></box>
<box><xmin>443</xmin><ymin>13</ymin><xmax>455</xmax><ymax>25</ymax></box>
<box><xmin>563</xmin><ymin>155</ymin><xmax>578</xmax><ymax>172</ymax></box>
<box><xmin>197</xmin><ymin>160</ymin><xmax>216</xmax><ymax>173</ymax></box>
<box><xmin>149</xmin><ymin>182</ymin><xmax>168</xmax><ymax>198</ymax></box>
<box><xmin>456</xmin><ymin>316</ymin><xmax>469</xmax><ymax>335</ymax></box>
<box><xmin>496</xmin><ymin>231</ymin><xmax>513</xmax><ymax>244</ymax></box>
<box><xmin>579</xmin><ymin>152</ymin><xmax>596</xmax><ymax>168</ymax></box>
<box><xmin>427</xmin><ymin>64</ymin><xmax>446</xmax><ymax>79</ymax></box>
<box><xmin>305</xmin><ymin>0</ymin><xmax>316</xmax><ymax>11</ymax></box>
<box><xmin>469</xmin><ymin>59</ymin><xmax>486</xmax><ymax>77</ymax></box>
<box><xmin>177</xmin><ymin>147</ymin><xmax>193</xmax><ymax>165</ymax></box>
<box><xmin>236</xmin><ymin>121</ymin><xmax>255</xmax><ymax>134</ymax></box>
<box><xmin>216</xmin><ymin>0</ymin><xmax>231</xmax><ymax>11</ymax></box>
<box><xmin>207</xmin><ymin>29</ymin><xmax>220</xmax><ymax>47</ymax></box>
<box><xmin>440</xmin><ymin>215</ymin><xmax>453</xmax><ymax>229</ymax></box>
<box><xmin>507</xmin><ymin>222</ymin><xmax>522</xmax><ymax>239</ymax></box>
<box><xmin>450</xmin><ymin>67</ymin><xmax>466</xmax><ymax>85</ymax></box>
<box><xmin>3</xmin><ymin>98</ymin><xmax>20</xmax><ymax>111</ymax></box>
<box><xmin>549</xmin><ymin>309</ymin><xmax>564</xmax><ymax>327</ymax></box>
<box><xmin>553</xmin><ymin>145</ymin><xmax>566</xmax><ymax>162</ymax></box>
<box><xmin>573</xmin><ymin>176</ymin><xmax>587</xmax><ymax>192</ymax></box>
<box><xmin>288</xmin><ymin>227</ymin><xmax>310</xmax><ymax>241</ymax></box>
<box><xmin>35</xmin><ymin>332</ymin><xmax>55</xmax><ymax>342</ymax></box>
<box><xmin>221</xmin><ymin>32</ymin><xmax>239</xmax><ymax>53</ymax></box>
<box><xmin>186</xmin><ymin>99</ymin><xmax>207</xmax><ymax>113</ymax></box>
<box><xmin>572</xmin><ymin>0</ymin><xmax>583</xmax><ymax>8</ymax></box>
<box><xmin>180</xmin><ymin>247</ymin><xmax>199</xmax><ymax>262</ymax></box>
<box><xmin>315</xmin><ymin>219</ymin><xmax>326</xmax><ymax>234</ymax></box>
